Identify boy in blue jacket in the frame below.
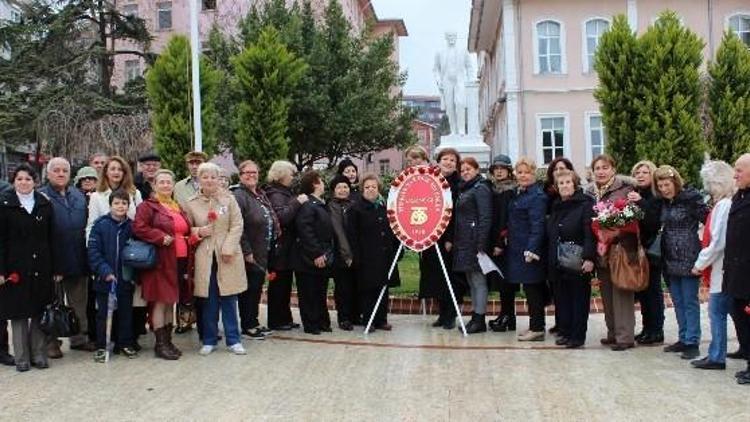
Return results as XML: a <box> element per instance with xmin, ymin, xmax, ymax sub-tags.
<box><xmin>87</xmin><ymin>190</ymin><xmax>137</xmax><ymax>362</ymax></box>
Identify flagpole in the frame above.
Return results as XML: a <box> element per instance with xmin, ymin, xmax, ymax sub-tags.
<box><xmin>189</xmin><ymin>0</ymin><xmax>203</xmax><ymax>152</ymax></box>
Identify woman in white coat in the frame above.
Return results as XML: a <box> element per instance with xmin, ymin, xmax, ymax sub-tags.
<box><xmin>691</xmin><ymin>160</ymin><xmax>735</xmax><ymax>370</ymax></box>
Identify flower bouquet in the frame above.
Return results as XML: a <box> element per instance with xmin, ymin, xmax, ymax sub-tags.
<box><xmin>591</xmin><ymin>198</ymin><xmax>644</xmax><ymax>256</ymax></box>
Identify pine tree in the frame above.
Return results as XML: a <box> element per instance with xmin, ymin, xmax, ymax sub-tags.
<box><xmin>708</xmin><ymin>31</ymin><xmax>750</xmax><ymax>163</ymax></box>
<box><xmin>593</xmin><ymin>15</ymin><xmax>639</xmax><ymax>172</ymax></box>
<box><xmin>145</xmin><ymin>35</ymin><xmax>220</xmax><ymax>177</ymax></box>
<box><xmin>634</xmin><ymin>11</ymin><xmax>706</xmax><ymax>184</ymax></box>
<box><xmin>231</xmin><ymin>27</ymin><xmax>307</xmax><ymax>173</ymax></box>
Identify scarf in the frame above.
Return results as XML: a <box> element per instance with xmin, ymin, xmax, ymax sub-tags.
<box><xmin>156</xmin><ymin>192</ymin><xmax>180</xmax><ymax>212</ymax></box>
<box><xmin>595</xmin><ymin>177</ymin><xmax>615</xmax><ymax>201</ymax></box>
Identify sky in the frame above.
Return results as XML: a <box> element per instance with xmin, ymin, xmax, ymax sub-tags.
<box><xmin>372</xmin><ymin>0</ymin><xmax>473</xmax><ymax>96</ymax></box>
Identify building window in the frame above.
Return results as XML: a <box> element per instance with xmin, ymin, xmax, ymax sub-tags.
<box><xmin>125</xmin><ymin>60</ymin><xmax>141</xmax><ymax>82</ymax></box>
<box><xmin>536</xmin><ymin>20</ymin><xmax>563</xmax><ymax>74</ymax></box>
<box><xmin>157</xmin><ymin>2</ymin><xmax>172</xmax><ymax>30</ymax></box>
<box><xmin>729</xmin><ymin>14</ymin><xmax>750</xmax><ymax>47</ymax></box>
<box><xmin>538</xmin><ymin>115</ymin><xmax>566</xmax><ymax>164</ymax></box>
<box><xmin>586</xmin><ymin>113</ymin><xmax>606</xmax><ymax>161</ymax></box>
<box><xmin>202</xmin><ymin>0</ymin><xmax>216</xmax><ymax>10</ymax></box>
<box><xmin>9</xmin><ymin>8</ymin><xmax>21</xmax><ymax>23</ymax></box>
<box><xmin>122</xmin><ymin>4</ymin><xmax>138</xmax><ymax>17</ymax></box>
<box><xmin>379</xmin><ymin>159</ymin><xmax>391</xmax><ymax>175</ymax></box>
<box><xmin>584</xmin><ymin>19</ymin><xmax>609</xmax><ymax>73</ymax></box>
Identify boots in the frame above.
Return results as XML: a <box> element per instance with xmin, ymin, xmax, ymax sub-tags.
<box><xmin>165</xmin><ymin>324</ymin><xmax>182</xmax><ymax>357</ymax></box>
<box><xmin>489</xmin><ymin>314</ymin><xmax>516</xmax><ymax>332</ymax></box>
<box><xmin>154</xmin><ymin>327</ymin><xmax>179</xmax><ymax>360</ymax></box>
<box><xmin>465</xmin><ymin>313</ymin><xmax>487</xmax><ymax>334</ymax></box>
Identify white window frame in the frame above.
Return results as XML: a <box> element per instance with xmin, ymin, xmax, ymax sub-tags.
<box><xmin>378</xmin><ymin>159</ymin><xmax>391</xmax><ymax>175</ymax></box>
<box><xmin>727</xmin><ymin>13</ymin><xmax>750</xmax><ymax>46</ymax></box>
<box><xmin>535</xmin><ymin>113</ymin><xmax>570</xmax><ymax>165</ymax></box>
<box><xmin>532</xmin><ymin>19</ymin><xmax>567</xmax><ymax>75</ymax></box>
<box><xmin>125</xmin><ymin>59</ymin><xmax>141</xmax><ymax>82</ymax></box>
<box><xmin>156</xmin><ymin>2</ymin><xmax>172</xmax><ymax>30</ymax></box>
<box><xmin>584</xmin><ymin>111</ymin><xmax>606</xmax><ymax>164</ymax></box>
<box><xmin>582</xmin><ymin>17</ymin><xmax>610</xmax><ymax>74</ymax></box>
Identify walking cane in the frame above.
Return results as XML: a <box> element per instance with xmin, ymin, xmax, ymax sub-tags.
<box><xmin>105</xmin><ymin>278</ymin><xmax>118</xmax><ymax>363</ymax></box>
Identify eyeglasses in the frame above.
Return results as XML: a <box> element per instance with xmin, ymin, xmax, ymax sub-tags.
<box><xmin>240</xmin><ymin>171</ymin><xmax>258</xmax><ymax>176</ymax></box>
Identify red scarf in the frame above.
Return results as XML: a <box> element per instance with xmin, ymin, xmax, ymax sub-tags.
<box><xmin>701</xmin><ymin>210</ymin><xmax>712</xmax><ymax>287</ymax></box>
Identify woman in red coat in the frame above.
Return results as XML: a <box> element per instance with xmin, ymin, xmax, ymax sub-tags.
<box><xmin>133</xmin><ymin>170</ymin><xmax>191</xmax><ymax>360</ymax></box>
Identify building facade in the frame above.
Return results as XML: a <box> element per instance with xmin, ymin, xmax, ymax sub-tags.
<box><xmin>469</xmin><ymin>0</ymin><xmax>750</xmax><ymax>171</ymax></box>
<box><xmin>402</xmin><ymin>95</ymin><xmax>444</xmax><ymax>128</ymax></box>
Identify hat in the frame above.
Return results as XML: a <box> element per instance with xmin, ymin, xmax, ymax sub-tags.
<box><xmin>489</xmin><ymin>154</ymin><xmax>513</xmax><ymax>171</ymax></box>
<box><xmin>138</xmin><ymin>151</ymin><xmax>161</xmax><ymax>163</ymax></box>
<box><xmin>184</xmin><ymin>151</ymin><xmax>208</xmax><ymax>162</ymax></box>
<box><xmin>329</xmin><ymin>175</ymin><xmax>351</xmax><ymax>191</ymax></box>
<box><xmin>74</xmin><ymin>166</ymin><xmax>99</xmax><ymax>185</ymax></box>
<box><xmin>337</xmin><ymin>158</ymin><xmax>358</xmax><ymax>176</ymax></box>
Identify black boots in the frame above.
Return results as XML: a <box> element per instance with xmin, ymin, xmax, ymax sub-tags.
<box><xmin>489</xmin><ymin>314</ymin><xmax>516</xmax><ymax>332</ymax></box>
<box><xmin>465</xmin><ymin>313</ymin><xmax>487</xmax><ymax>334</ymax></box>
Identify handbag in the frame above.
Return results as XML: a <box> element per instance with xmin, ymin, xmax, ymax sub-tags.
<box><xmin>608</xmin><ymin>242</ymin><xmax>650</xmax><ymax>292</ymax></box>
<box><xmin>646</xmin><ymin>226</ymin><xmax>663</xmax><ymax>261</ymax></box>
<box><xmin>557</xmin><ymin>240</ymin><xmax>584</xmax><ymax>273</ymax></box>
<box><xmin>122</xmin><ymin>239</ymin><xmax>157</xmax><ymax>269</ymax></box>
<box><xmin>40</xmin><ymin>284</ymin><xmax>81</xmax><ymax>337</ymax></box>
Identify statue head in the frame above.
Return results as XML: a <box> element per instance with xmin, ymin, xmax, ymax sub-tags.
<box><xmin>444</xmin><ymin>32</ymin><xmax>457</xmax><ymax>47</ymax></box>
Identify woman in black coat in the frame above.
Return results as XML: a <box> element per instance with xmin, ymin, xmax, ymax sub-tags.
<box><xmin>628</xmin><ymin>160</ymin><xmax>665</xmax><ymax>345</ymax></box>
<box><xmin>264</xmin><ymin>160</ymin><xmax>308</xmax><ymax>331</ymax></box>
<box><xmin>349</xmin><ymin>174</ymin><xmax>401</xmax><ymax>332</ymax></box>
<box><xmin>420</xmin><ymin>148</ymin><xmax>465</xmax><ymax>330</ymax></box>
<box><xmin>327</xmin><ymin>175</ymin><xmax>358</xmax><ymax>330</ymax></box>
<box><xmin>0</xmin><ymin>164</ymin><xmax>59</xmax><ymax>372</ymax></box>
<box><xmin>546</xmin><ymin>170</ymin><xmax>596</xmax><ymax>348</ymax></box>
<box><xmin>452</xmin><ymin>158</ymin><xmax>493</xmax><ymax>334</ymax></box>
<box><xmin>291</xmin><ymin>171</ymin><xmax>334</xmax><ymax>335</ymax></box>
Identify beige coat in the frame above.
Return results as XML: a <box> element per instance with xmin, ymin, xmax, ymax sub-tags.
<box><xmin>183</xmin><ymin>190</ymin><xmax>247</xmax><ymax>297</ymax></box>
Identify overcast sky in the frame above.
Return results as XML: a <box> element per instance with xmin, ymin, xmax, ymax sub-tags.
<box><xmin>372</xmin><ymin>0</ymin><xmax>472</xmax><ymax>96</ymax></box>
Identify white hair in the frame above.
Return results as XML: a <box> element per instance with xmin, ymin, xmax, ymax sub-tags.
<box><xmin>266</xmin><ymin>160</ymin><xmax>296</xmax><ymax>183</ymax></box>
<box><xmin>197</xmin><ymin>162</ymin><xmax>221</xmax><ymax>178</ymax></box>
<box><xmin>701</xmin><ymin>160</ymin><xmax>735</xmax><ymax>201</ymax></box>
<box><xmin>46</xmin><ymin>157</ymin><xmax>71</xmax><ymax>173</ymax></box>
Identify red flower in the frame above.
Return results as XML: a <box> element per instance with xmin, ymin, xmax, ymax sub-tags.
<box><xmin>391</xmin><ymin>180</ymin><xmax>401</xmax><ymax>187</ymax></box>
<box><xmin>207</xmin><ymin>210</ymin><xmax>218</xmax><ymax>222</ymax></box>
<box><xmin>418</xmin><ymin>166</ymin><xmax>427</xmax><ymax>174</ymax></box>
<box><xmin>188</xmin><ymin>233</ymin><xmax>202</xmax><ymax>246</ymax></box>
<box><xmin>442</xmin><ymin>182</ymin><xmax>450</xmax><ymax>189</ymax></box>
<box><xmin>268</xmin><ymin>272</ymin><xmax>277</xmax><ymax>282</ymax></box>
<box><xmin>7</xmin><ymin>273</ymin><xmax>19</xmax><ymax>284</ymax></box>
<box><xmin>613</xmin><ymin>198</ymin><xmax>628</xmax><ymax>211</ymax></box>
<box><xmin>745</xmin><ymin>304</ymin><xmax>750</xmax><ymax>316</ymax></box>
<box><xmin>429</xmin><ymin>234</ymin><xmax>439</xmax><ymax>242</ymax></box>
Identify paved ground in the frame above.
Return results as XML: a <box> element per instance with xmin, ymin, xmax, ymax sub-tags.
<box><xmin>1</xmin><ymin>305</ymin><xmax>748</xmax><ymax>421</ymax></box>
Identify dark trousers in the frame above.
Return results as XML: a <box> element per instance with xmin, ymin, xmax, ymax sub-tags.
<box><xmin>0</xmin><ymin>320</ymin><xmax>8</xmax><ymax>354</ymax></box>
<box><xmin>86</xmin><ymin>277</ymin><xmax>97</xmax><ymax>342</ymax></box>
<box><xmin>333</xmin><ymin>267</ymin><xmax>359</xmax><ymax>323</ymax></box>
<box><xmin>296</xmin><ymin>271</ymin><xmax>330</xmax><ymax>331</ymax></box>
<box><xmin>635</xmin><ymin>262</ymin><xmax>665</xmax><ymax>335</ymax></box>
<box><xmin>524</xmin><ymin>283</ymin><xmax>547</xmax><ymax>332</ymax></box>
<box><xmin>267</xmin><ymin>270</ymin><xmax>294</xmax><ymax>328</ymax></box>
<box><xmin>499</xmin><ymin>281</ymin><xmax>518</xmax><ymax>317</ymax></box>
<box><xmin>731</xmin><ymin>298</ymin><xmax>750</xmax><ymax>362</ymax></box>
<box><xmin>555</xmin><ymin>273</ymin><xmax>591</xmax><ymax>343</ymax></box>
<box><xmin>361</xmin><ymin>286</ymin><xmax>389</xmax><ymax>326</ymax></box>
<box><xmin>438</xmin><ymin>273</ymin><xmax>466</xmax><ymax>321</ymax></box>
<box><xmin>96</xmin><ymin>285</ymin><xmax>134</xmax><ymax>350</ymax></box>
<box><xmin>238</xmin><ymin>265</ymin><xmax>266</xmax><ymax>331</ymax></box>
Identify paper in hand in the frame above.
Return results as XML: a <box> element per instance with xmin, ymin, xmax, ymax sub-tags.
<box><xmin>477</xmin><ymin>252</ymin><xmax>502</xmax><ymax>277</ymax></box>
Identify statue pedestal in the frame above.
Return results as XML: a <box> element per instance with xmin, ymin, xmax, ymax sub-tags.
<box><xmin>435</xmin><ymin>134</ymin><xmax>491</xmax><ymax>170</ymax></box>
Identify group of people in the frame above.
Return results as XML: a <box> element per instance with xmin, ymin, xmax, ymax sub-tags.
<box><xmin>0</xmin><ymin>145</ymin><xmax>748</xmax><ymax>385</ymax></box>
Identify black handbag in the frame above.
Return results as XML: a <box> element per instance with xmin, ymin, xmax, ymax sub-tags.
<box><xmin>557</xmin><ymin>240</ymin><xmax>584</xmax><ymax>273</ymax></box>
<box><xmin>40</xmin><ymin>284</ymin><xmax>80</xmax><ymax>338</ymax></box>
<box><xmin>123</xmin><ymin>239</ymin><xmax>157</xmax><ymax>269</ymax></box>
<box><xmin>646</xmin><ymin>226</ymin><xmax>663</xmax><ymax>261</ymax></box>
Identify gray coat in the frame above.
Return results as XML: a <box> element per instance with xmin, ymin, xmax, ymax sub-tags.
<box><xmin>452</xmin><ymin>176</ymin><xmax>493</xmax><ymax>273</ymax></box>
<box><xmin>660</xmin><ymin>188</ymin><xmax>709</xmax><ymax>277</ymax></box>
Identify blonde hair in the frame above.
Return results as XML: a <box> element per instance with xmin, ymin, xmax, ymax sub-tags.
<box><xmin>154</xmin><ymin>169</ymin><xmax>175</xmax><ymax>182</ymax></box>
<box><xmin>197</xmin><ymin>162</ymin><xmax>221</xmax><ymax>178</ymax></box>
<box><xmin>653</xmin><ymin>165</ymin><xmax>684</xmax><ymax>196</ymax></box>
<box><xmin>631</xmin><ymin>160</ymin><xmax>657</xmax><ymax>178</ymax></box>
<box><xmin>405</xmin><ymin>145</ymin><xmax>428</xmax><ymax>162</ymax></box>
<box><xmin>515</xmin><ymin>156</ymin><xmax>537</xmax><ymax>173</ymax></box>
<box><xmin>266</xmin><ymin>160</ymin><xmax>296</xmax><ymax>184</ymax></box>
<box><xmin>701</xmin><ymin>160</ymin><xmax>735</xmax><ymax>202</ymax></box>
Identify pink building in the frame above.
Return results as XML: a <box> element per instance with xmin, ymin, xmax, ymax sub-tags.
<box><xmin>469</xmin><ymin>0</ymin><xmax>750</xmax><ymax>171</ymax></box>
<box><xmin>351</xmin><ymin>118</ymin><xmax>436</xmax><ymax>176</ymax></box>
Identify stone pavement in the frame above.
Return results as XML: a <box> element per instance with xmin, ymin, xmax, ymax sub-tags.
<box><xmin>1</xmin><ymin>305</ymin><xmax>748</xmax><ymax>421</ymax></box>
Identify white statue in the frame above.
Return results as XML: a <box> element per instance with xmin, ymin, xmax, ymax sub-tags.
<box><xmin>434</xmin><ymin>32</ymin><xmax>473</xmax><ymax>136</ymax></box>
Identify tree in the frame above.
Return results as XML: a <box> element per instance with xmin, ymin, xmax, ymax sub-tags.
<box><xmin>145</xmin><ymin>35</ymin><xmax>220</xmax><ymax>178</ymax></box>
<box><xmin>708</xmin><ymin>31</ymin><xmax>750</xmax><ymax>163</ymax></box>
<box><xmin>634</xmin><ymin>11</ymin><xmax>705</xmax><ymax>184</ymax></box>
<box><xmin>0</xmin><ymin>0</ymin><xmax>153</xmax><ymax>160</ymax></box>
<box><xmin>593</xmin><ymin>15</ymin><xmax>640</xmax><ymax>172</ymax></box>
<box><xmin>231</xmin><ymin>27</ymin><xmax>307</xmax><ymax>172</ymax></box>
<box><xmin>205</xmin><ymin>27</ymin><xmax>241</xmax><ymax>150</ymax></box>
